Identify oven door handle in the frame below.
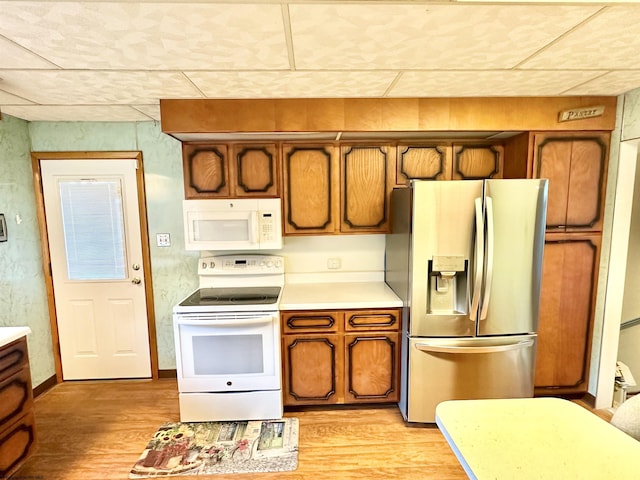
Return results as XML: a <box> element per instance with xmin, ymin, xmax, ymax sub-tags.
<box><xmin>176</xmin><ymin>317</ymin><xmax>274</xmax><ymax>327</ymax></box>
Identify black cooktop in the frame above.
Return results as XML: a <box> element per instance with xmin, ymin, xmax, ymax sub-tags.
<box><xmin>179</xmin><ymin>287</ymin><xmax>281</xmax><ymax>307</ymax></box>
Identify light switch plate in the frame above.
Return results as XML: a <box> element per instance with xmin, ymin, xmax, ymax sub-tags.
<box><xmin>156</xmin><ymin>233</ymin><xmax>171</xmax><ymax>247</ymax></box>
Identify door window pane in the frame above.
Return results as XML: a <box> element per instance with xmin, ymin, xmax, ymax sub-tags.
<box><xmin>59</xmin><ymin>180</ymin><xmax>127</xmax><ymax>280</ymax></box>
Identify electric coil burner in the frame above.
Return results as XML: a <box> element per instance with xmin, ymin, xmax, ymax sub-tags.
<box><xmin>173</xmin><ymin>254</ymin><xmax>284</xmax><ymax>422</ymax></box>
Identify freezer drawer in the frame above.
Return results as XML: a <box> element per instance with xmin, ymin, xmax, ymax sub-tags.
<box><xmin>404</xmin><ymin>335</ymin><xmax>536</xmax><ymax>423</ymax></box>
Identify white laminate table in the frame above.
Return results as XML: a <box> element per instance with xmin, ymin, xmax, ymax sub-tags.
<box><xmin>436</xmin><ymin>397</ymin><xmax>640</xmax><ymax>480</ymax></box>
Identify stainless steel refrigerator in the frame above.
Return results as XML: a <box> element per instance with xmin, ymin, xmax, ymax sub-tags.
<box><xmin>385</xmin><ymin>179</ymin><xmax>548</xmax><ymax>423</ymax></box>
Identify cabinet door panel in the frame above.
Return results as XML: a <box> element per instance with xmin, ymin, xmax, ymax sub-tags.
<box><xmin>0</xmin><ymin>339</ymin><xmax>29</xmax><ymax>383</ymax></box>
<box><xmin>341</xmin><ymin>145</ymin><xmax>390</xmax><ymax>233</ymax></box>
<box><xmin>453</xmin><ymin>145</ymin><xmax>503</xmax><ymax>180</ymax></box>
<box><xmin>182</xmin><ymin>144</ymin><xmax>229</xmax><ymax>198</ymax></box>
<box><xmin>344</xmin><ymin>333</ymin><xmax>399</xmax><ymax>402</ymax></box>
<box><xmin>534</xmin><ymin>235</ymin><xmax>600</xmax><ymax>393</ymax></box>
<box><xmin>396</xmin><ymin>144</ymin><xmax>452</xmax><ymax>184</ymax></box>
<box><xmin>566</xmin><ymin>137</ymin><xmax>607</xmax><ymax>232</ymax></box>
<box><xmin>283</xmin><ymin>334</ymin><xmax>343</xmax><ymax>405</ymax></box>
<box><xmin>232</xmin><ymin>144</ymin><xmax>279</xmax><ymax>197</ymax></box>
<box><xmin>283</xmin><ymin>145</ymin><xmax>338</xmax><ymax>234</ymax></box>
<box><xmin>535</xmin><ymin>138</ymin><xmax>571</xmax><ymax>230</ymax></box>
<box><xmin>0</xmin><ymin>411</ymin><xmax>36</xmax><ymax>479</ymax></box>
<box><xmin>0</xmin><ymin>368</ymin><xmax>33</xmax><ymax>428</ymax></box>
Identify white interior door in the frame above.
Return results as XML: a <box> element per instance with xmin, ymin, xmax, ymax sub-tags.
<box><xmin>41</xmin><ymin>159</ymin><xmax>151</xmax><ymax>380</ymax></box>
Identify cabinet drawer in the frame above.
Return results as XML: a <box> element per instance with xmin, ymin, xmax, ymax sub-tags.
<box><xmin>0</xmin><ymin>367</ymin><xmax>33</xmax><ymax>429</ymax></box>
<box><xmin>344</xmin><ymin>309</ymin><xmax>400</xmax><ymax>332</ymax></box>
<box><xmin>281</xmin><ymin>311</ymin><xmax>343</xmax><ymax>333</ymax></box>
<box><xmin>0</xmin><ymin>338</ymin><xmax>29</xmax><ymax>383</ymax></box>
<box><xmin>0</xmin><ymin>410</ymin><xmax>36</xmax><ymax>479</ymax></box>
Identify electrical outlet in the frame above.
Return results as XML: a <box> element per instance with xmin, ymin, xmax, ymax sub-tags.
<box><xmin>327</xmin><ymin>257</ymin><xmax>341</xmax><ymax>269</ymax></box>
<box><xmin>156</xmin><ymin>233</ymin><xmax>171</xmax><ymax>247</ymax></box>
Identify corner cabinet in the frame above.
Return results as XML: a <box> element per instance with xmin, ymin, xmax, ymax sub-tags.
<box><xmin>281</xmin><ymin>309</ymin><xmax>401</xmax><ymax>406</ymax></box>
<box><xmin>182</xmin><ymin>142</ymin><xmax>280</xmax><ymax>199</ymax></box>
<box><xmin>0</xmin><ymin>337</ymin><xmax>36</xmax><ymax>479</ymax></box>
<box><xmin>282</xmin><ymin>143</ymin><xmax>394</xmax><ymax>235</ymax></box>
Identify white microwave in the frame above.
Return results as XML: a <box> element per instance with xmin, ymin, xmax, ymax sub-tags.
<box><xmin>183</xmin><ymin>198</ymin><xmax>282</xmax><ymax>251</ymax></box>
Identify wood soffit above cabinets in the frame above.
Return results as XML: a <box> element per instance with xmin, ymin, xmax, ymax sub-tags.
<box><xmin>160</xmin><ymin>97</ymin><xmax>618</xmax><ymax>141</ymax></box>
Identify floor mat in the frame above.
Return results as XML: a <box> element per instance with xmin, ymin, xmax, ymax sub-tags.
<box><xmin>129</xmin><ymin>418</ymin><xmax>298</xmax><ymax>478</ymax></box>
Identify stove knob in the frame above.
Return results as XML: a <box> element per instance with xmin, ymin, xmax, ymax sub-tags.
<box><xmin>210</xmin><ymin>261</ymin><xmax>216</xmax><ymax>269</ymax></box>
<box><xmin>266</xmin><ymin>260</ymin><xmax>273</xmax><ymax>268</ymax></box>
<box><xmin>201</xmin><ymin>262</ymin><xmax>207</xmax><ymax>269</ymax></box>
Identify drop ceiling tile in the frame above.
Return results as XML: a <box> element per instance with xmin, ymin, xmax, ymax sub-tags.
<box><xmin>0</xmin><ymin>70</ymin><xmax>202</xmax><ymax>104</ymax></box>
<box><xmin>522</xmin><ymin>6</ymin><xmax>640</xmax><ymax>70</ymax></box>
<box><xmin>389</xmin><ymin>70</ymin><xmax>609</xmax><ymax>97</ymax></box>
<box><xmin>1</xmin><ymin>105</ymin><xmax>154</xmax><ymax>122</ymax></box>
<box><xmin>0</xmin><ymin>2</ymin><xmax>289</xmax><ymax>70</ymax></box>
<box><xmin>185</xmin><ymin>71</ymin><xmax>398</xmax><ymax>98</ymax></box>
<box><xmin>0</xmin><ymin>37</ymin><xmax>58</xmax><ymax>68</ymax></box>
<box><xmin>563</xmin><ymin>71</ymin><xmax>640</xmax><ymax>96</ymax></box>
<box><xmin>289</xmin><ymin>3</ymin><xmax>600</xmax><ymax>70</ymax></box>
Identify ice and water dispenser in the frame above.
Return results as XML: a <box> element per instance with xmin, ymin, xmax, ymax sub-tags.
<box><xmin>428</xmin><ymin>255</ymin><xmax>468</xmax><ymax>315</ymax></box>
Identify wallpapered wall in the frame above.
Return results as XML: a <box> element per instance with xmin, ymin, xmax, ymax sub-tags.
<box><xmin>0</xmin><ymin>115</ymin><xmax>54</xmax><ymax>386</ymax></box>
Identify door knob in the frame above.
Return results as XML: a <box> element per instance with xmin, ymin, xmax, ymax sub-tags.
<box><xmin>132</xmin><ymin>277</ymin><xmax>142</xmax><ymax>285</ymax></box>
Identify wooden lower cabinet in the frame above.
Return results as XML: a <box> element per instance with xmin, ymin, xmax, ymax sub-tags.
<box><xmin>534</xmin><ymin>234</ymin><xmax>601</xmax><ymax>395</ymax></box>
<box><xmin>281</xmin><ymin>309</ymin><xmax>401</xmax><ymax>406</ymax></box>
<box><xmin>344</xmin><ymin>332</ymin><xmax>400</xmax><ymax>403</ymax></box>
<box><xmin>0</xmin><ymin>336</ymin><xmax>36</xmax><ymax>478</ymax></box>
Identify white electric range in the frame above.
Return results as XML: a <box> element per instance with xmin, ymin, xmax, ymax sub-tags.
<box><xmin>173</xmin><ymin>254</ymin><xmax>284</xmax><ymax>422</ymax></box>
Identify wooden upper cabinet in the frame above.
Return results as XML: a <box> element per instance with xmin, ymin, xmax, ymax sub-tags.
<box><xmin>452</xmin><ymin>144</ymin><xmax>504</xmax><ymax>180</ymax></box>
<box><xmin>396</xmin><ymin>142</ymin><xmax>502</xmax><ymax>185</ymax></box>
<box><xmin>232</xmin><ymin>144</ymin><xmax>279</xmax><ymax>197</ymax></box>
<box><xmin>340</xmin><ymin>145</ymin><xmax>393</xmax><ymax>234</ymax></box>
<box><xmin>282</xmin><ymin>144</ymin><xmax>339</xmax><ymax>235</ymax></box>
<box><xmin>396</xmin><ymin>144</ymin><xmax>452</xmax><ymax>185</ymax></box>
<box><xmin>182</xmin><ymin>142</ymin><xmax>279</xmax><ymax>199</ymax></box>
<box><xmin>532</xmin><ymin>133</ymin><xmax>609</xmax><ymax>232</ymax></box>
<box><xmin>183</xmin><ymin>143</ymin><xmax>229</xmax><ymax>198</ymax></box>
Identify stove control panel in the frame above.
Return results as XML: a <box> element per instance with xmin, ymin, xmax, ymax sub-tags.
<box><xmin>198</xmin><ymin>254</ymin><xmax>284</xmax><ymax>275</ymax></box>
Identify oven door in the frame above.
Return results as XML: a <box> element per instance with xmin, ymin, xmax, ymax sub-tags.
<box><xmin>173</xmin><ymin>311</ymin><xmax>281</xmax><ymax>392</ymax></box>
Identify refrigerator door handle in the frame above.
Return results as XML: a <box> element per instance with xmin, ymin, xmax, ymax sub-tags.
<box><xmin>415</xmin><ymin>339</ymin><xmax>535</xmax><ymax>354</ymax></box>
<box><xmin>479</xmin><ymin>195</ymin><xmax>494</xmax><ymax>321</ymax></box>
<box><xmin>469</xmin><ymin>197</ymin><xmax>484</xmax><ymax>321</ymax></box>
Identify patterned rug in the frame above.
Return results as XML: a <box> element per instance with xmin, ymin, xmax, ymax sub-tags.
<box><xmin>129</xmin><ymin>418</ymin><xmax>299</xmax><ymax>478</ymax></box>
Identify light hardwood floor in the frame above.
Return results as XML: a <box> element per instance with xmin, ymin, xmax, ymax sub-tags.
<box><xmin>16</xmin><ymin>379</ymin><xmax>468</xmax><ymax>480</ymax></box>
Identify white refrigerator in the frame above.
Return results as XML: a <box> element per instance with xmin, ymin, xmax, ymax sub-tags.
<box><xmin>385</xmin><ymin>179</ymin><xmax>548</xmax><ymax>423</ymax></box>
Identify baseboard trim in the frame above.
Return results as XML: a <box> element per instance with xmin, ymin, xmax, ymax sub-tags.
<box><xmin>582</xmin><ymin>392</ymin><xmax>597</xmax><ymax>408</ymax></box>
<box><xmin>159</xmin><ymin>369</ymin><xmax>177</xmax><ymax>378</ymax></box>
<box><xmin>33</xmin><ymin>374</ymin><xmax>58</xmax><ymax>398</ymax></box>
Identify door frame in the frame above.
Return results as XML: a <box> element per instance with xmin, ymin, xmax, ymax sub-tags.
<box><xmin>31</xmin><ymin>151</ymin><xmax>159</xmax><ymax>382</ymax></box>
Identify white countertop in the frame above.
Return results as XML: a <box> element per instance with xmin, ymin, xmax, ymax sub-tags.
<box><xmin>280</xmin><ymin>281</ymin><xmax>403</xmax><ymax>310</ymax></box>
<box><xmin>436</xmin><ymin>397</ymin><xmax>640</xmax><ymax>479</ymax></box>
<box><xmin>0</xmin><ymin>326</ymin><xmax>32</xmax><ymax>348</ymax></box>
